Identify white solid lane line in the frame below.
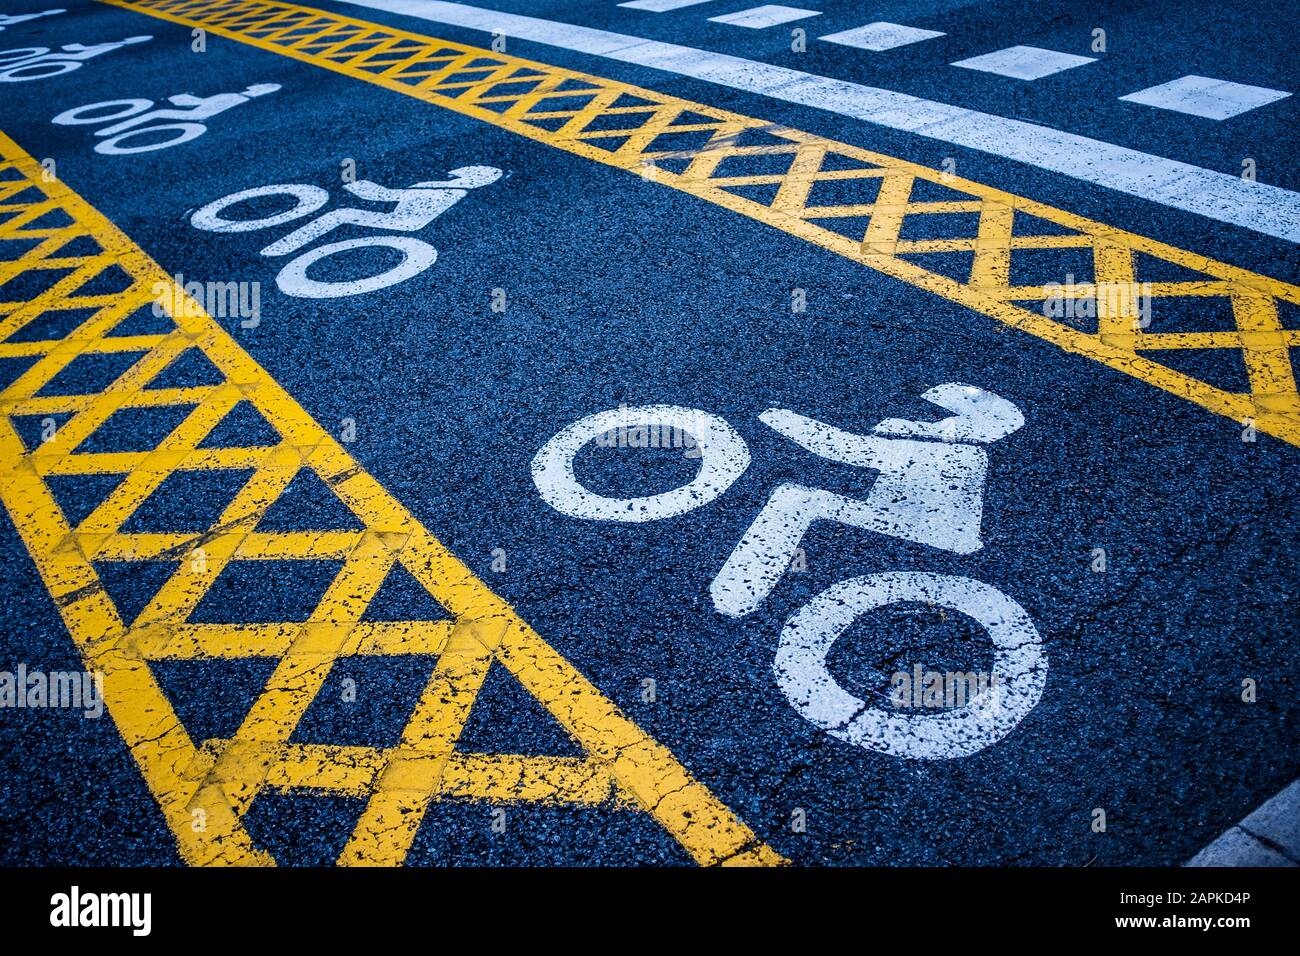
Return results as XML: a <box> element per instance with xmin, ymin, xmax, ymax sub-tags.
<box><xmin>335</xmin><ymin>0</ymin><xmax>1300</xmax><ymax>243</ymax></box>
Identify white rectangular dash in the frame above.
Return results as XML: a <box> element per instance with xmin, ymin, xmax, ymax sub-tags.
<box><xmin>819</xmin><ymin>22</ymin><xmax>944</xmax><ymax>52</ymax></box>
<box><xmin>952</xmin><ymin>45</ymin><xmax>1095</xmax><ymax>81</ymax></box>
<box><xmin>1120</xmin><ymin>75</ymin><xmax>1291</xmax><ymax>120</ymax></box>
<box><xmin>708</xmin><ymin>5</ymin><xmax>820</xmax><ymax>29</ymax></box>
<box><xmin>618</xmin><ymin>0</ymin><xmax>716</xmax><ymax>12</ymax></box>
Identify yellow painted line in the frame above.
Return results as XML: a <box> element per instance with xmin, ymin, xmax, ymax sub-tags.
<box><xmin>102</xmin><ymin>0</ymin><xmax>1300</xmax><ymax>445</ymax></box>
<box><xmin>0</xmin><ymin>133</ymin><xmax>783</xmax><ymax>867</ymax></box>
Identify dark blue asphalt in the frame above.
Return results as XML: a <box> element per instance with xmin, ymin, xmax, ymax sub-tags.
<box><xmin>0</xmin><ymin>0</ymin><xmax>1297</xmax><ymax>865</ymax></box>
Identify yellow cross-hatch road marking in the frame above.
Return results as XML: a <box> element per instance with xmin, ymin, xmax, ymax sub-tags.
<box><xmin>101</xmin><ymin>0</ymin><xmax>1300</xmax><ymax>447</ymax></box>
<box><xmin>0</xmin><ymin>132</ymin><xmax>784</xmax><ymax>867</ymax></box>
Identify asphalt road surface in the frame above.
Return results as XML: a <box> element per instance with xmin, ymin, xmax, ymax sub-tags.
<box><xmin>0</xmin><ymin>0</ymin><xmax>1296</xmax><ymax>867</ymax></box>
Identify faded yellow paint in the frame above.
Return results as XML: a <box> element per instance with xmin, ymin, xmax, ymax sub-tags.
<box><xmin>0</xmin><ymin>133</ymin><xmax>783</xmax><ymax>867</ymax></box>
<box><xmin>102</xmin><ymin>0</ymin><xmax>1300</xmax><ymax>446</ymax></box>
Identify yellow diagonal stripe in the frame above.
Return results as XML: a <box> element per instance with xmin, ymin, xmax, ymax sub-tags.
<box><xmin>102</xmin><ymin>0</ymin><xmax>1300</xmax><ymax>446</ymax></box>
<box><xmin>0</xmin><ymin>132</ymin><xmax>783</xmax><ymax>867</ymax></box>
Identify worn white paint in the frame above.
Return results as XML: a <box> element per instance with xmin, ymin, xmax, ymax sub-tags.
<box><xmin>872</xmin><ymin>382</ymin><xmax>1024</xmax><ymax>442</ymax></box>
<box><xmin>274</xmin><ymin>236</ymin><xmax>437</xmax><ymax>298</ymax></box>
<box><xmin>710</xmin><ymin>384</ymin><xmax>1023</xmax><ymax>617</ymax></box>
<box><xmin>97</xmin><ymin>123</ymin><xmax>207</xmax><ymax>154</ymax></box>
<box><xmin>951</xmin><ymin>45</ymin><xmax>1096</xmax><ymax>81</ymax></box>
<box><xmin>1119</xmin><ymin>75</ymin><xmax>1291</xmax><ymax>120</ymax></box>
<box><xmin>0</xmin><ymin>35</ymin><xmax>151</xmax><ymax>81</ymax></box>
<box><xmin>70</xmin><ymin>84</ymin><xmax>280</xmax><ymax>154</ymax></box>
<box><xmin>531</xmin><ymin>405</ymin><xmax>750</xmax><ymax>522</ymax></box>
<box><xmin>818</xmin><ymin>22</ymin><xmax>944</xmax><ymax>52</ymax></box>
<box><xmin>191</xmin><ymin>183</ymin><xmax>330</xmax><ymax>233</ymax></box>
<box><xmin>618</xmin><ymin>0</ymin><xmax>716</xmax><ymax>11</ymax></box>
<box><xmin>58</xmin><ymin>93</ymin><xmax>220</xmax><ymax>155</ymax></box>
<box><xmin>707</xmin><ymin>5</ymin><xmax>821</xmax><ymax>29</ymax></box>
<box><xmin>0</xmin><ymin>10</ymin><xmax>66</xmax><ymax>30</ymax></box>
<box><xmin>773</xmin><ymin>572</ymin><xmax>1046</xmax><ymax>759</ymax></box>
<box><xmin>53</xmin><ymin>98</ymin><xmax>154</xmax><ymax>126</ymax></box>
<box><xmin>193</xmin><ymin>169</ymin><xmax>499</xmax><ymax>296</ymax></box>
<box><xmin>261</xmin><ymin>168</ymin><xmax>500</xmax><ymax>256</ymax></box>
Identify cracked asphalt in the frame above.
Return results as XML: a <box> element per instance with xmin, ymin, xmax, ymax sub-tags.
<box><xmin>0</xmin><ymin>0</ymin><xmax>1296</xmax><ymax>866</ymax></box>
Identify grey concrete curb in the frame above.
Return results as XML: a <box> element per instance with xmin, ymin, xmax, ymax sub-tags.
<box><xmin>1187</xmin><ymin>779</ymin><xmax>1300</xmax><ymax>867</ymax></box>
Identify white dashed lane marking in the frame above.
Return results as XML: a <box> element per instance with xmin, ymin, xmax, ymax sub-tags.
<box><xmin>818</xmin><ymin>22</ymin><xmax>945</xmax><ymax>52</ymax></box>
<box><xmin>1120</xmin><ymin>74</ymin><xmax>1292</xmax><ymax>120</ymax></box>
<box><xmin>951</xmin><ymin>45</ymin><xmax>1096</xmax><ymax>81</ymax></box>
<box><xmin>618</xmin><ymin>0</ymin><xmax>715</xmax><ymax>12</ymax></box>
<box><xmin>707</xmin><ymin>4</ymin><xmax>820</xmax><ymax>29</ymax></box>
<box><xmin>337</xmin><ymin>1</ymin><xmax>1300</xmax><ymax>242</ymax></box>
